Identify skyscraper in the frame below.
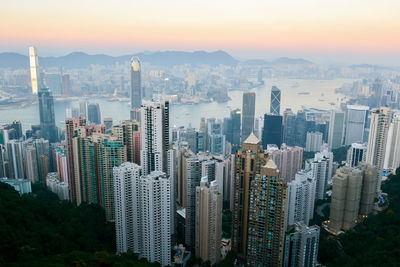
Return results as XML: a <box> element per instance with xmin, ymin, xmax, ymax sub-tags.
<box><xmin>140</xmin><ymin>101</ymin><xmax>170</xmax><ymax>175</ymax></box>
<box><xmin>241</xmin><ymin>92</ymin><xmax>256</xmax><ymax>142</ymax></box>
<box><xmin>29</xmin><ymin>46</ymin><xmax>40</xmax><ymax>95</ymax></box>
<box><xmin>195</xmin><ymin>177</ymin><xmax>222</xmax><ymax>265</ymax></box>
<box><xmin>87</xmin><ymin>103</ymin><xmax>101</xmax><ymax>124</ymax></box>
<box><xmin>286</xmin><ymin>170</ymin><xmax>316</xmax><ymax>228</ymax></box>
<box><xmin>366</xmin><ymin>107</ymin><xmax>391</xmax><ymax>196</ymax></box>
<box><xmin>130</xmin><ymin>57</ymin><xmax>142</xmax><ymax>109</ymax></box>
<box><xmin>346</xmin><ymin>143</ymin><xmax>367</xmax><ymax>167</ymax></box>
<box><xmin>114</xmin><ymin>164</ymin><xmax>171</xmax><ymax>267</ymax></box>
<box><xmin>225</xmin><ymin>109</ymin><xmax>241</xmax><ymax>153</ymax></box>
<box><xmin>38</xmin><ymin>87</ymin><xmax>58</xmax><ymax>142</ymax></box>
<box><xmin>384</xmin><ymin>115</ymin><xmax>400</xmax><ymax>172</ymax></box>
<box><xmin>25</xmin><ymin>146</ymin><xmax>39</xmax><ymax>183</ymax></box>
<box><xmin>344</xmin><ymin>105</ymin><xmax>369</xmax><ymax>145</ymax></box>
<box><xmin>246</xmin><ymin>159</ymin><xmax>288</xmax><ymax>267</ymax></box>
<box><xmin>112</xmin><ymin>120</ymin><xmax>140</xmax><ymax>164</ymax></box>
<box><xmin>328</xmin><ymin>109</ymin><xmax>345</xmax><ymax>149</ymax></box>
<box><xmin>305</xmin><ymin>131</ymin><xmax>323</xmax><ymax>152</ymax></box>
<box><xmin>329</xmin><ymin>167</ymin><xmax>363</xmax><ymax>233</ymax></box>
<box><xmin>267</xmin><ymin>144</ymin><xmax>303</xmax><ymax>182</ymax></box>
<box><xmin>270</xmin><ymin>86</ymin><xmax>281</xmax><ymax>115</ymax></box>
<box><xmin>310</xmin><ymin>150</ymin><xmax>333</xmax><ymax>200</ymax></box>
<box><xmin>262</xmin><ymin>114</ymin><xmax>283</xmax><ymax>149</ymax></box>
<box><xmin>283</xmin><ymin>222</ymin><xmax>320</xmax><ymax>267</ymax></box>
<box><xmin>7</xmin><ymin>140</ymin><xmax>24</xmax><ymax>179</ymax></box>
<box><xmin>232</xmin><ymin>133</ymin><xmax>267</xmax><ymax>257</ymax></box>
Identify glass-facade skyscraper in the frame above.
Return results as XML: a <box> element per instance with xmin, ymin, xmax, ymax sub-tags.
<box><xmin>130</xmin><ymin>57</ymin><xmax>142</xmax><ymax>109</ymax></box>
<box><xmin>262</xmin><ymin>114</ymin><xmax>283</xmax><ymax>149</ymax></box>
<box><xmin>38</xmin><ymin>87</ymin><xmax>58</xmax><ymax>142</ymax></box>
<box><xmin>241</xmin><ymin>92</ymin><xmax>256</xmax><ymax>142</ymax></box>
<box><xmin>270</xmin><ymin>86</ymin><xmax>281</xmax><ymax>115</ymax></box>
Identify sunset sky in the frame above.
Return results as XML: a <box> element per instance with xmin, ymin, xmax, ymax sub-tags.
<box><xmin>1</xmin><ymin>0</ymin><xmax>400</xmax><ymax>64</ymax></box>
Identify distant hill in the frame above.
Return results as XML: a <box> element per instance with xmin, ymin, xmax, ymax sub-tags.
<box><xmin>0</xmin><ymin>50</ymin><xmax>238</xmax><ymax>69</ymax></box>
<box><xmin>243</xmin><ymin>57</ymin><xmax>314</xmax><ymax>66</ymax></box>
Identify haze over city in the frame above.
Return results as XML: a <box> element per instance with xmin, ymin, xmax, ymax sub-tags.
<box><xmin>2</xmin><ymin>0</ymin><xmax>400</xmax><ymax>64</ymax></box>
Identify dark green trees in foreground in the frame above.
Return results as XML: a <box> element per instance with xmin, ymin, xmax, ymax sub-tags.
<box><xmin>0</xmin><ymin>183</ymin><xmax>157</xmax><ymax>266</ymax></box>
<box><xmin>319</xmin><ymin>168</ymin><xmax>400</xmax><ymax>266</ymax></box>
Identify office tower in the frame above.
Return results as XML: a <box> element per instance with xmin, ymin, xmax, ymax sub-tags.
<box><xmin>8</xmin><ymin>120</ymin><xmax>23</xmax><ymax>140</ymax></box>
<box><xmin>346</xmin><ymin>143</ymin><xmax>367</xmax><ymax>167</ymax></box>
<box><xmin>225</xmin><ymin>109</ymin><xmax>241</xmax><ymax>153</ymax></box>
<box><xmin>247</xmin><ymin>160</ymin><xmax>288</xmax><ymax>267</ymax></box>
<box><xmin>295</xmin><ymin>110</ymin><xmax>307</xmax><ymax>147</ymax></box>
<box><xmin>38</xmin><ymin>88</ymin><xmax>58</xmax><ymax>142</ymax></box>
<box><xmin>344</xmin><ymin>105</ymin><xmax>369</xmax><ymax>145</ymax></box>
<box><xmin>79</xmin><ymin>101</ymin><xmax>88</xmax><ymax>118</ymax></box>
<box><xmin>87</xmin><ymin>103</ymin><xmax>101</xmax><ymax>124</ymax></box>
<box><xmin>195</xmin><ymin>177</ymin><xmax>222</xmax><ymax>265</ymax></box>
<box><xmin>61</xmin><ymin>74</ymin><xmax>70</xmax><ymax>96</ymax></box>
<box><xmin>270</xmin><ymin>86</ymin><xmax>281</xmax><ymax>115</ymax></box>
<box><xmin>140</xmin><ymin>101</ymin><xmax>170</xmax><ymax>175</ymax></box>
<box><xmin>177</xmin><ymin>144</ymin><xmax>195</xmax><ymax>207</ymax></box>
<box><xmin>241</xmin><ymin>92</ymin><xmax>256</xmax><ymax>142</ymax></box>
<box><xmin>45</xmin><ymin>73</ymin><xmax>62</xmax><ymax>96</ymax></box>
<box><xmin>305</xmin><ymin>131</ymin><xmax>323</xmax><ymax>152</ymax></box>
<box><xmin>179</xmin><ymin>128</ymin><xmax>199</xmax><ymax>154</ymax></box>
<box><xmin>371</xmin><ymin>76</ymin><xmax>383</xmax><ymax>107</ymax></box>
<box><xmin>262</xmin><ymin>114</ymin><xmax>283</xmax><ymax>149</ymax></box>
<box><xmin>358</xmin><ymin>162</ymin><xmax>378</xmax><ymax>215</ymax></box>
<box><xmin>25</xmin><ymin>146</ymin><xmax>39</xmax><ymax>183</ymax></box>
<box><xmin>112</xmin><ymin>120</ymin><xmax>140</xmax><ymax>163</ymax></box>
<box><xmin>103</xmin><ymin>118</ymin><xmax>113</xmax><ymax>130</ymax></box>
<box><xmin>65</xmin><ymin>118</ymin><xmax>87</xmax><ymax>201</ymax></box>
<box><xmin>283</xmin><ymin>222</ymin><xmax>320</xmax><ymax>267</ymax></box>
<box><xmin>46</xmin><ymin>172</ymin><xmax>69</xmax><ymax>201</ymax></box>
<box><xmin>7</xmin><ymin>140</ymin><xmax>24</xmax><ymax>179</ymax></box>
<box><xmin>254</xmin><ymin>115</ymin><xmax>264</xmax><ymax>140</ymax></box>
<box><xmin>287</xmin><ymin>170</ymin><xmax>316</xmax><ymax>228</ymax></box>
<box><xmin>282</xmin><ymin>108</ymin><xmax>293</xmax><ymax>126</ymax></box>
<box><xmin>200</xmin><ymin>117</ymin><xmax>207</xmax><ymax>150</ymax></box>
<box><xmin>267</xmin><ymin>144</ymin><xmax>303</xmax><ymax>182</ymax></box>
<box><xmin>29</xmin><ymin>46</ymin><xmax>40</xmax><ymax>95</ymax></box>
<box><xmin>329</xmin><ymin>167</ymin><xmax>362</xmax><ymax>233</ymax></box>
<box><xmin>130</xmin><ymin>57</ymin><xmax>142</xmax><ymax>109</ymax></box>
<box><xmin>257</xmin><ymin>69</ymin><xmax>263</xmax><ymax>83</ymax></box>
<box><xmin>384</xmin><ymin>115</ymin><xmax>400</xmax><ymax>172</ymax></box>
<box><xmin>366</xmin><ymin>107</ymin><xmax>391</xmax><ymax>196</ymax></box>
<box><xmin>283</xmin><ymin>113</ymin><xmax>296</xmax><ymax>145</ymax></box>
<box><xmin>207</xmin><ymin>119</ymin><xmax>226</xmax><ymax>154</ymax></box>
<box><xmin>114</xmin><ymin>165</ymin><xmax>171</xmax><ymax>267</ymax></box>
<box><xmin>310</xmin><ymin>150</ymin><xmax>333</xmax><ymax>200</ymax></box>
<box><xmin>232</xmin><ymin>133</ymin><xmax>267</xmax><ymax>257</ymax></box>
<box><xmin>328</xmin><ymin>110</ymin><xmax>345</xmax><ymax>149</ymax></box>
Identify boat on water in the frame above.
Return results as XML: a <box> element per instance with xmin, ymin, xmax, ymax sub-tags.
<box><xmin>297</xmin><ymin>92</ymin><xmax>310</xmax><ymax>95</ymax></box>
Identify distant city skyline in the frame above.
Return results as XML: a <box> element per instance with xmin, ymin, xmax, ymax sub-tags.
<box><xmin>1</xmin><ymin>0</ymin><xmax>400</xmax><ymax>65</ymax></box>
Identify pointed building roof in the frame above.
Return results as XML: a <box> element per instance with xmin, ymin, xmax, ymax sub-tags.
<box><xmin>265</xmin><ymin>158</ymin><xmax>278</xmax><ymax>169</ymax></box>
<box><xmin>243</xmin><ymin>132</ymin><xmax>261</xmax><ymax>145</ymax></box>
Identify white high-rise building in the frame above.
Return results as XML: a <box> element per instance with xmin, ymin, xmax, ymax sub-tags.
<box><xmin>305</xmin><ymin>132</ymin><xmax>323</xmax><ymax>152</ymax></box>
<box><xmin>344</xmin><ymin>105</ymin><xmax>369</xmax><ymax>145</ymax></box>
<box><xmin>383</xmin><ymin>114</ymin><xmax>400</xmax><ymax>172</ymax></box>
<box><xmin>114</xmin><ymin>163</ymin><xmax>171</xmax><ymax>267</ymax></box>
<box><xmin>328</xmin><ymin>109</ymin><xmax>345</xmax><ymax>149</ymax></box>
<box><xmin>287</xmin><ymin>170</ymin><xmax>316</xmax><ymax>228</ymax></box>
<box><xmin>140</xmin><ymin>101</ymin><xmax>170</xmax><ymax>175</ymax></box>
<box><xmin>29</xmin><ymin>46</ymin><xmax>40</xmax><ymax>95</ymax></box>
<box><xmin>310</xmin><ymin>150</ymin><xmax>333</xmax><ymax>200</ymax></box>
<box><xmin>346</xmin><ymin>143</ymin><xmax>367</xmax><ymax>167</ymax></box>
<box><xmin>366</xmin><ymin>107</ymin><xmax>391</xmax><ymax>196</ymax></box>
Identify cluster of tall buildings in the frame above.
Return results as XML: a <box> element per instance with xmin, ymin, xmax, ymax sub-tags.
<box><xmin>0</xmin><ymin>47</ymin><xmax>397</xmax><ymax>267</ymax></box>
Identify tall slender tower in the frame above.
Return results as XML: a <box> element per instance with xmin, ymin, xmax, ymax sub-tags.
<box><xmin>247</xmin><ymin>159</ymin><xmax>288</xmax><ymax>267</ymax></box>
<box><xmin>140</xmin><ymin>101</ymin><xmax>170</xmax><ymax>175</ymax></box>
<box><xmin>241</xmin><ymin>92</ymin><xmax>256</xmax><ymax>142</ymax></box>
<box><xmin>130</xmin><ymin>57</ymin><xmax>142</xmax><ymax>109</ymax></box>
<box><xmin>366</xmin><ymin>107</ymin><xmax>391</xmax><ymax>196</ymax></box>
<box><xmin>232</xmin><ymin>133</ymin><xmax>267</xmax><ymax>257</ymax></box>
<box><xmin>328</xmin><ymin>109</ymin><xmax>345</xmax><ymax>149</ymax></box>
<box><xmin>29</xmin><ymin>46</ymin><xmax>40</xmax><ymax>95</ymax></box>
<box><xmin>38</xmin><ymin>88</ymin><xmax>58</xmax><ymax>142</ymax></box>
<box><xmin>195</xmin><ymin>177</ymin><xmax>222</xmax><ymax>265</ymax></box>
<box><xmin>270</xmin><ymin>86</ymin><xmax>281</xmax><ymax>115</ymax></box>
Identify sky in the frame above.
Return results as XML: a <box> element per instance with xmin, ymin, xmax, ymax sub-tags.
<box><xmin>1</xmin><ymin>0</ymin><xmax>400</xmax><ymax>65</ymax></box>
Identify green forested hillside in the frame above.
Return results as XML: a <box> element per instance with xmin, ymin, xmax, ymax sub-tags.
<box><xmin>0</xmin><ymin>183</ymin><xmax>157</xmax><ymax>267</ymax></box>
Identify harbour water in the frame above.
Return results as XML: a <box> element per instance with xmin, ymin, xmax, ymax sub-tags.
<box><xmin>0</xmin><ymin>78</ymin><xmax>353</xmax><ymax>132</ymax></box>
